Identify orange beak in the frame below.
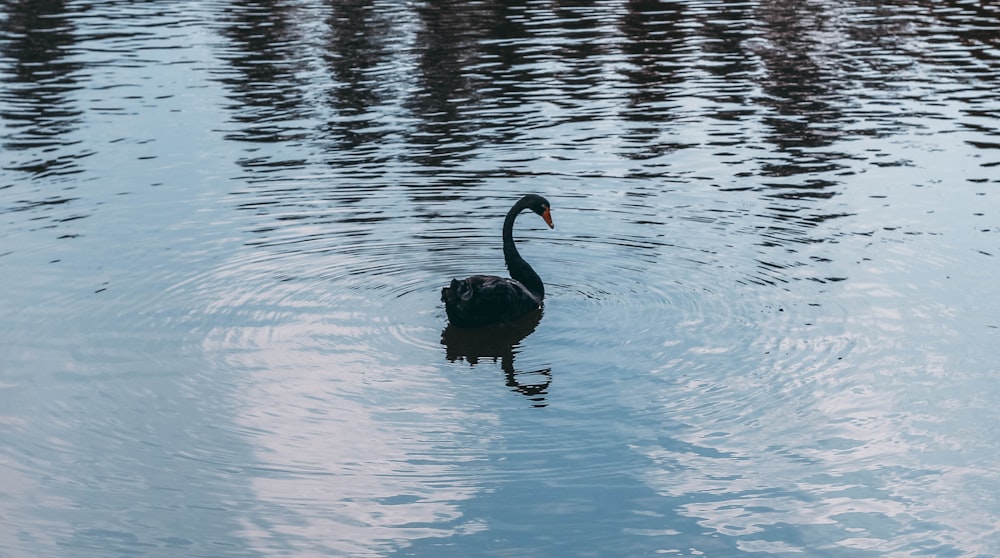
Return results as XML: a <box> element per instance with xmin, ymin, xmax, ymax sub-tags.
<box><xmin>542</xmin><ymin>208</ymin><xmax>554</xmax><ymax>229</ymax></box>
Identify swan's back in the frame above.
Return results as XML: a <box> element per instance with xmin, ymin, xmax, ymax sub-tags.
<box><xmin>441</xmin><ymin>275</ymin><xmax>541</xmax><ymax>328</ymax></box>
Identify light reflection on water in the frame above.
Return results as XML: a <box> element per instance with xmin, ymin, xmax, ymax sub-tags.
<box><xmin>1</xmin><ymin>0</ymin><xmax>999</xmax><ymax>556</ymax></box>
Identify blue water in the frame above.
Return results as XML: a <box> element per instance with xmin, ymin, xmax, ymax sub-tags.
<box><xmin>2</xmin><ymin>0</ymin><xmax>999</xmax><ymax>556</ymax></box>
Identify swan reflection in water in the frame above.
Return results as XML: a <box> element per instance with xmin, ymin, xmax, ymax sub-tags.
<box><xmin>441</xmin><ymin>307</ymin><xmax>551</xmax><ymax>407</ymax></box>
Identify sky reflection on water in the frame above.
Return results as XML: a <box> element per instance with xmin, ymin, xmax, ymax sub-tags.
<box><xmin>2</xmin><ymin>0</ymin><xmax>999</xmax><ymax>556</ymax></box>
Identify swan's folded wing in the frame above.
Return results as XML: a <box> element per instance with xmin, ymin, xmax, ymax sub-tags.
<box><xmin>442</xmin><ymin>275</ymin><xmax>540</xmax><ymax>327</ymax></box>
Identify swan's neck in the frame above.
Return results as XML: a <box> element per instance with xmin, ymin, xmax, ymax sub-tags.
<box><xmin>503</xmin><ymin>204</ymin><xmax>544</xmax><ymax>300</ymax></box>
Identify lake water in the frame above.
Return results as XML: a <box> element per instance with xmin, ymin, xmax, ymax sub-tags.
<box><xmin>2</xmin><ymin>0</ymin><xmax>999</xmax><ymax>556</ymax></box>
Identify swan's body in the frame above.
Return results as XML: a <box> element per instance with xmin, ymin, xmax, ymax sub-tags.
<box><xmin>441</xmin><ymin>194</ymin><xmax>554</xmax><ymax>328</ymax></box>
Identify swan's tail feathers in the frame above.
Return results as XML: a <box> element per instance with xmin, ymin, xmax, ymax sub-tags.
<box><xmin>441</xmin><ymin>278</ymin><xmax>460</xmax><ymax>303</ymax></box>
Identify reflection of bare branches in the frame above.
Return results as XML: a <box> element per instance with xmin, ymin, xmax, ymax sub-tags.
<box><xmin>441</xmin><ymin>308</ymin><xmax>551</xmax><ymax>407</ymax></box>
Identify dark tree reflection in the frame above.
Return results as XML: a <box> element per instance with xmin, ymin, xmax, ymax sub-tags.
<box><xmin>213</xmin><ymin>0</ymin><xmax>313</xmax><ymax>147</ymax></box>
<box><xmin>403</xmin><ymin>0</ymin><xmax>499</xmax><ymax>166</ymax></box>
<box><xmin>321</xmin><ymin>0</ymin><xmax>396</xmax><ymax>162</ymax></box>
<box><xmin>754</xmin><ymin>0</ymin><xmax>848</xmax><ymax>159</ymax></box>
<box><xmin>0</xmin><ymin>0</ymin><xmax>83</xmax><ymax>178</ymax></box>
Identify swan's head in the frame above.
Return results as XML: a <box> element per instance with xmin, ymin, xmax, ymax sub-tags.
<box><xmin>520</xmin><ymin>194</ymin><xmax>554</xmax><ymax>229</ymax></box>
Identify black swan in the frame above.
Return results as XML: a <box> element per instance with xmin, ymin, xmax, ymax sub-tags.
<box><xmin>441</xmin><ymin>194</ymin><xmax>554</xmax><ymax>327</ymax></box>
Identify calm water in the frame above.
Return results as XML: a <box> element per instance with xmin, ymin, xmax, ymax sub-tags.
<box><xmin>2</xmin><ymin>0</ymin><xmax>999</xmax><ymax>556</ymax></box>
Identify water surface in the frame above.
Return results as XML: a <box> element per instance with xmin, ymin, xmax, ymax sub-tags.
<box><xmin>2</xmin><ymin>0</ymin><xmax>999</xmax><ymax>556</ymax></box>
